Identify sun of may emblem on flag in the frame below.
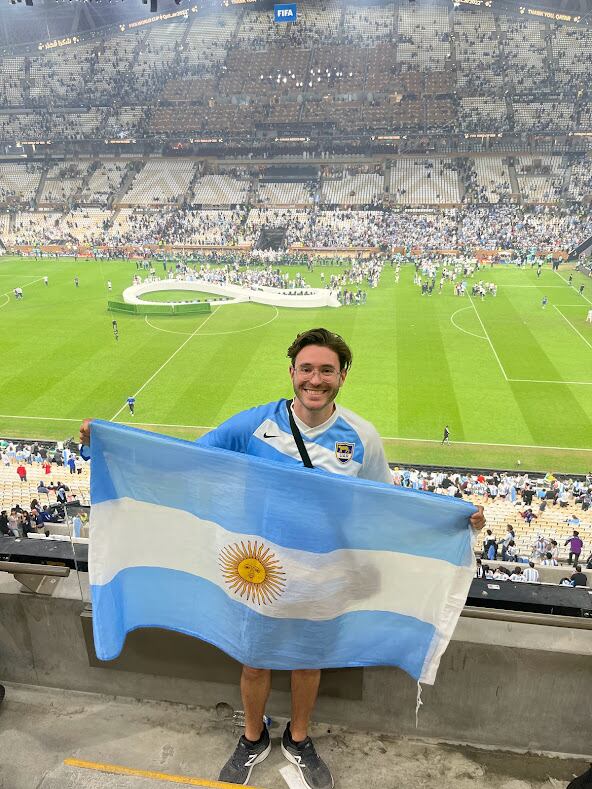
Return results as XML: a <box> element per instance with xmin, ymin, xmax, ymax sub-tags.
<box><xmin>335</xmin><ymin>441</ymin><xmax>355</xmax><ymax>464</ymax></box>
<box><xmin>219</xmin><ymin>540</ymin><xmax>286</xmax><ymax>605</ymax></box>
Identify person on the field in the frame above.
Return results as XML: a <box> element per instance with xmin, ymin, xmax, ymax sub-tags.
<box><xmin>127</xmin><ymin>396</ymin><xmax>135</xmax><ymax>415</ymax></box>
<box><xmin>442</xmin><ymin>425</ymin><xmax>450</xmax><ymax>445</ymax></box>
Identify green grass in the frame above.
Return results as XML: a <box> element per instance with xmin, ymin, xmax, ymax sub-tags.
<box><xmin>1</xmin><ymin>255</ymin><xmax>591</xmax><ymax>473</ymax></box>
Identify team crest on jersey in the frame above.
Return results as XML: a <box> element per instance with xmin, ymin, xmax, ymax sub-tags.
<box><xmin>335</xmin><ymin>441</ymin><xmax>355</xmax><ymax>464</ymax></box>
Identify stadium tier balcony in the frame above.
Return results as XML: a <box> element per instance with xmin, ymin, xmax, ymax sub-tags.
<box><xmin>453</xmin><ymin>7</ymin><xmax>503</xmax><ymax>94</ymax></box>
<box><xmin>567</xmin><ymin>157</ymin><xmax>592</xmax><ymax>200</ymax></box>
<box><xmin>190</xmin><ymin>174</ymin><xmax>250</xmax><ymax>207</ymax></box>
<box><xmin>257</xmin><ymin>182</ymin><xmax>315</xmax><ymax>207</ymax></box>
<box><xmin>342</xmin><ymin>4</ymin><xmax>396</xmax><ymax>46</ymax></box>
<box><xmin>122</xmin><ymin>160</ymin><xmax>196</xmax><ymax>206</ymax></box>
<box><xmin>551</xmin><ymin>27</ymin><xmax>592</xmax><ymax>91</ymax></box>
<box><xmin>497</xmin><ymin>16</ymin><xmax>550</xmax><ymax>93</ymax></box>
<box><xmin>9</xmin><ymin>212</ymin><xmax>65</xmax><ymax>246</ymax></box>
<box><xmin>389</xmin><ymin>159</ymin><xmax>461</xmax><ymax>205</ymax></box>
<box><xmin>469</xmin><ymin>157</ymin><xmax>513</xmax><ymax>204</ymax></box>
<box><xmin>0</xmin><ymin>57</ymin><xmax>25</xmax><ymax>106</ymax></box>
<box><xmin>0</xmin><ymin>164</ymin><xmax>42</xmax><ymax>206</ymax></box>
<box><xmin>78</xmin><ymin>162</ymin><xmax>130</xmax><ymax>207</ymax></box>
<box><xmin>185</xmin><ymin>9</ymin><xmax>237</xmax><ymax>65</ymax></box>
<box><xmin>57</xmin><ymin>209</ymin><xmax>114</xmax><ymax>244</ymax></box>
<box><xmin>513</xmin><ymin>102</ymin><xmax>575</xmax><ymax>133</ymax></box>
<box><xmin>459</xmin><ymin>98</ymin><xmax>509</xmax><ymax>134</ymax></box>
<box><xmin>320</xmin><ymin>171</ymin><xmax>384</xmax><ymax>206</ymax></box>
<box><xmin>397</xmin><ymin>4</ymin><xmax>451</xmax><ymax>72</ymax></box>
<box><xmin>515</xmin><ymin>156</ymin><xmax>565</xmax><ymax>203</ymax></box>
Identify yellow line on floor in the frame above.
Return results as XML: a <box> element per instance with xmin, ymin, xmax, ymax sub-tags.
<box><xmin>63</xmin><ymin>758</ymin><xmax>265</xmax><ymax>789</ymax></box>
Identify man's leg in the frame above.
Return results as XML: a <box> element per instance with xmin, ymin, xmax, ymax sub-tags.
<box><xmin>242</xmin><ymin>665</ymin><xmax>271</xmax><ymax>741</ymax></box>
<box><xmin>290</xmin><ymin>669</ymin><xmax>321</xmax><ymax>741</ymax></box>
<box><xmin>282</xmin><ymin>669</ymin><xmax>333</xmax><ymax>789</ymax></box>
<box><xmin>218</xmin><ymin>666</ymin><xmax>272</xmax><ymax>784</ymax></box>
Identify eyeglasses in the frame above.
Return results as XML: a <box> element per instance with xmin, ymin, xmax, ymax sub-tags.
<box><xmin>294</xmin><ymin>365</ymin><xmax>341</xmax><ymax>380</ymax></box>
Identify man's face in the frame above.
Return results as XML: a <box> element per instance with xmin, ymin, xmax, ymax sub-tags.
<box><xmin>290</xmin><ymin>344</ymin><xmax>347</xmax><ymax>415</ymax></box>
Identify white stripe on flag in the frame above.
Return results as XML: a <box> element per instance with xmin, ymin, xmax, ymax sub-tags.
<box><xmin>90</xmin><ymin>497</ymin><xmax>473</xmax><ymax>630</ymax></box>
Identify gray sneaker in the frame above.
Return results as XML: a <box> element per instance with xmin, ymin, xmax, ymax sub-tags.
<box><xmin>281</xmin><ymin>723</ymin><xmax>334</xmax><ymax>789</ymax></box>
<box><xmin>218</xmin><ymin>727</ymin><xmax>271</xmax><ymax>785</ymax></box>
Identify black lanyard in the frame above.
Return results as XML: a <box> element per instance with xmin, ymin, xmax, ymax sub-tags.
<box><xmin>286</xmin><ymin>399</ymin><xmax>314</xmax><ymax>468</ymax></box>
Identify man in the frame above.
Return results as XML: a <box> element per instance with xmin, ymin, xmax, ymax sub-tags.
<box><xmin>127</xmin><ymin>396</ymin><xmax>136</xmax><ymax>415</ymax></box>
<box><xmin>74</xmin><ymin>276</ymin><xmax>79</xmax><ymax>288</ymax></box>
<box><xmin>565</xmin><ymin>531</ymin><xmax>583</xmax><ymax>566</ymax></box>
<box><xmin>441</xmin><ymin>425</ymin><xmax>450</xmax><ymax>445</ymax></box>
<box><xmin>570</xmin><ymin>565</ymin><xmax>588</xmax><ymax>588</ymax></box>
<box><xmin>541</xmin><ymin>296</ymin><xmax>547</xmax><ymax>309</ymax></box>
<box><xmin>80</xmin><ymin>328</ymin><xmax>485</xmax><ymax>789</ymax></box>
<box><xmin>523</xmin><ymin>561</ymin><xmax>540</xmax><ymax>583</ymax></box>
<box><xmin>112</xmin><ymin>319</ymin><xmax>119</xmax><ymax>341</ymax></box>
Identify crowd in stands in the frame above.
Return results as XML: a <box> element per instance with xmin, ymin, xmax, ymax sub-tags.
<box><xmin>1</xmin><ymin>2</ymin><xmax>592</xmax><ymax>146</ymax></box>
<box><xmin>4</xmin><ymin>203</ymin><xmax>592</xmax><ymax>254</ymax></box>
<box><xmin>392</xmin><ymin>467</ymin><xmax>592</xmax><ymax>584</ymax></box>
<box><xmin>0</xmin><ymin>440</ymin><xmax>90</xmax><ymax>541</ymax></box>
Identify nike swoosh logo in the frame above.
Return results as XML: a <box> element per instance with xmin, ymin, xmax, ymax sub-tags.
<box><xmin>263</xmin><ymin>432</ymin><xmax>278</xmax><ymax>438</ymax></box>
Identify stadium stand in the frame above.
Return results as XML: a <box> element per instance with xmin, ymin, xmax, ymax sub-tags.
<box><xmin>191</xmin><ymin>174</ymin><xmax>250</xmax><ymax>207</ymax></box>
<box><xmin>123</xmin><ymin>160</ymin><xmax>196</xmax><ymax>206</ymax></box>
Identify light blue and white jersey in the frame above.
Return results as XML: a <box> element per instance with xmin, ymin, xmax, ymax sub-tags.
<box><xmin>197</xmin><ymin>398</ymin><xmax>392</xmax><ymax>484</ymax></box>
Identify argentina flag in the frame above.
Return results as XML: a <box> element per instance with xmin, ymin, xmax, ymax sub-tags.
<box><xmin>89</xmin><ymin>420</ymin><xmax>476</xmax><ymax>684</ymax></box>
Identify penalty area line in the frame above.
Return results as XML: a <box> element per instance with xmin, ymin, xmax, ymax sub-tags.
<box><xmin>110</xmin><ymin>307</ymin><xmax>220</xmax><ymax>421</ymax></box>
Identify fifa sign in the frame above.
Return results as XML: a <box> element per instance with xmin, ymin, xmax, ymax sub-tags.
<box><xmin>274</xmin><ymin>3</ymin><xmax>297</xmax><ymax>22</ymax></box>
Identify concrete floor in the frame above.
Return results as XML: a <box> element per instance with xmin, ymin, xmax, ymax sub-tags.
<box><xmin>0</xmin><ymin>684</ymin><xmax>588</xmax><ymax>789</ymax></box>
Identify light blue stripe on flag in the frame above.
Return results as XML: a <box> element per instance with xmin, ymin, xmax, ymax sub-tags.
<box><xmin>89</xmin><ymin>420</ymin><xmax>476</xmax><ymax>684</ymax></box>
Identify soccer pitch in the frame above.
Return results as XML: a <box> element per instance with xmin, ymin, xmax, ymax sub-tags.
<box><xmin>1</xmin><ymin>254</ymin><xmax>591</xmax><ymax>473</ymax></box>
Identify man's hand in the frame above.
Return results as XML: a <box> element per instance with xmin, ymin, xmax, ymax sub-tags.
<box><xmin>79</xmin><ymin>419</ymin><xmax>93</xmax><ymax>447</ymax></box>
<box><xmin>470</xmin><ymin>505</ymin><xmax>486</xmax><ymax>532</ymax></box>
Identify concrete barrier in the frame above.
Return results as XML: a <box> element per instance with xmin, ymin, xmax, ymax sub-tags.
<box><xmin>0</xmin><ymin>577</ymin><xmax>591</xmax><ymax>756</ymax></box>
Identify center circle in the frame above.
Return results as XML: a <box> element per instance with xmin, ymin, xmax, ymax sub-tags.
<box><xmin>238</xmin><ymin>558</ymin><xmax>266</xmax><ymax>584</ymax></box>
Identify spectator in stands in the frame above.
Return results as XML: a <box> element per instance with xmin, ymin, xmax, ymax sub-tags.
<box><xmin>483</xmin><ymin>529</ymin><xmax>497</xmax><ymax>560</ymax></box>
<box><xmin>542</xmin><ymin>551</ymin><xmax>558</xmax><ymax>567</ymax></box>
<box><xmin>475</xmin><ymin>558</ymin><xmax>484</xmax><ymax>578</ymax></box>
<box><xmin>505</xmin><ymin>540</ymin><xmax>519</xmax><ymax>563</ymax></box>
<box><xmin>493</xmin><ymin>566</ymin><xmax>510</xmax><ymax>581</ymax></box>
<box><xmin>523</xmin><ymin>561</ymin><xmax>539</xmax><ymax>583</ymax></box>
<box><xmin>565</xmin><ymin>531</ymin><xmax>583</xmax><ymax>565</ymax></box>
<box><xmin>570</xmin><ymin>566</ymin><xmax>588</xmax><ymax>588</ymax></box>
<box><xmin>501</xmin><ymin>524</ymin><xmax>515</xmax><ymax>561</ymax></box>
<box><xmin>16</xmin><ymin>463</ymin><xmax>27</xmax><ymax>483</ymax></box>
<box><xmin>7</xmin><ymin>509</ymin><xmax>21</xmax><ymax>537</ymax></box>
<box><xmin>521</xmin><ymin>507</ymin><xmax>537</xmax><ymax>525</ymax></box>
<box><xmin>0</xmin><ymin>511</ymin><xmax>9</xmax><ymax>537</ymax></box>
<box><xmin>37</xmin><ymin>481</ymin><xmax>50</xmax><ymax>496</ymax></box>
<box><xmin>509</xmin><ymin>567</ymin><xmax>525</xmax><ymax>582</ymax></box>
<box><xmin>585</xmin><ymin>553</ymin><xmax>592</xmax><ymax>571</ymax></box>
